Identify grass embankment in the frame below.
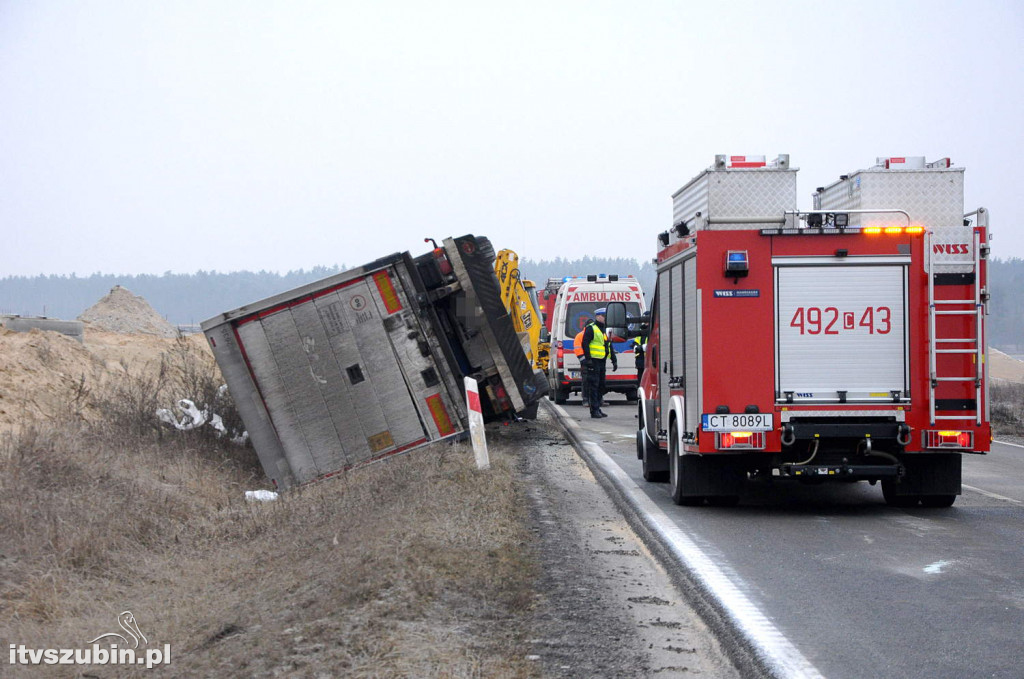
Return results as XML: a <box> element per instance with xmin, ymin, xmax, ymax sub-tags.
<box><xmin>991</xmin><ymin>382</ymin><xmax>1024</xmax><ymax>437</ymax></box>
<box><xmin>1</xmin><ymin>339</ymin><xmax>536</xmax><ymax>677</ymax></box>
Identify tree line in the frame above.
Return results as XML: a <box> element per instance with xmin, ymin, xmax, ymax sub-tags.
<box><xmin>1</xmin><ymin>257</ymin><xmax>1020</xmax><ymax>351</ymax></box>
<box><xmin>0</xmin><ymin>267</ymin><xmax>343</xmax><ymax>330</ymax></box>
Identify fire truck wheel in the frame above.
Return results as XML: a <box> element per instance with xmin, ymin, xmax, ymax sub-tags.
<box><xmin>669</xmin><ymin>422</ymin><xmax>703</xmax><ymax>506</ymax></box>
<box><xmin>553</xmin><ymin>386</ymin><xmax>569</xmax><ymax>404</ymax></box>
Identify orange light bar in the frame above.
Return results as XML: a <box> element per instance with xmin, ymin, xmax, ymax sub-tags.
<box><xmin>862</xmin><ymin>226</ymin><xmax>925</xmax><ymax>236</ymax></box>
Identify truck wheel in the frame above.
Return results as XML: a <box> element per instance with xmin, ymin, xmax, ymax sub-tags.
<box><xmin>921</xmin><ymin>494</ymin><xmax>957</xmax><ymax>508</ymax></box>
<box><xmin>625</xmin><ymin>388</ymin><xmax>639</xmax><ymax>402</ymax></box>
<box><xmin>554</xmin><ymin>386</ymin><xmax>569</xmax><ymax>404</ymax></box>
<box><xmin>669</xmin><ymin>422</ymin><xmax>703</xmax><ymax>506</ymax></box>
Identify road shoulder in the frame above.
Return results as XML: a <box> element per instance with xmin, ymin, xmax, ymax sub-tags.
<box><xmin>503</xmin><ymin>410</ymin><xmax>741</xmax><ymax>678</ymax></box>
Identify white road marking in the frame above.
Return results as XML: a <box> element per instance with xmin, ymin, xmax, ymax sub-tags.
<box><xmin>993</xmin><ymin>439</ymin><xmax>1024</xmax><ymax>449</ymax></box>
<box><xmin>962</xmin><ymin>484</ymin><xmax>1022</xmax><ymax>505</ymax></box>
<box><xmin>924</xmin><ymin>560</ymin><xmax>952</xmax><ymax>574</ymax></box>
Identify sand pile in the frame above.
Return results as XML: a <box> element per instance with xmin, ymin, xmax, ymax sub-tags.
<box><xmin>0</xmin><ymin>328</ymin><xmax>105</xmax><ymax>431</ymax></box>
<box><xmin>78</xmin><ymin>285</ymin><xmax>178</xmax><ymax>337</ymax></box>
<box><xmin>989</xmin><ymin>348</ymin><xmax>1024</xmax><ymax>383</ymax></box>
<box><xmin>0</xmin><ymin>288</ymin><xmax>212</xmax><ymax>434</ymax></box>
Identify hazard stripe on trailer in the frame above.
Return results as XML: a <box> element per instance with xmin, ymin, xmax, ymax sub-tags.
<box><xmin>373</xmin><ymin>271</ymin><xmax>403</xmax><ymax>314</ymax></box>
<box><xmin>426</xmin><ymin>394</ymin><xmax>456</xmax><ymax>436</ymax></box>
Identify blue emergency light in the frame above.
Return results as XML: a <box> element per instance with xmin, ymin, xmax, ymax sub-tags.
<box><xmin>725</xmin><ymin>250</ymin><xmax>749</xmax><ymax>278</ymax></box>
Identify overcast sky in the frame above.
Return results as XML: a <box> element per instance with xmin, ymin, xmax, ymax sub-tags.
<box><xmin>2</xmin><ymin>1</ymin><xmax>1022</xmax><ymax>277</ymax></box>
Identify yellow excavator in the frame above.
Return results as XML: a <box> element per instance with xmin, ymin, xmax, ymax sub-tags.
<box><xmin>494</xmin><ymin>249</ymin><xmax>550</xmax><ymax>372</ymax></box>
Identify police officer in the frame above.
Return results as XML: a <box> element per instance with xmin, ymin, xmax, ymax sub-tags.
<box><xmin>581</xmin><ymin>308</ymin><xmax>617</xmax><ymax>418</ymax></box>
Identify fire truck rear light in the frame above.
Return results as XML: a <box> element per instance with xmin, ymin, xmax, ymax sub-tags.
<box><xmin>905</xmin><ymin>226</ymin><xmax>925</xmax><ymax>235</ymax></box>
<box><xmin>884</xmin><ymin>227</ymin><xmax>902</xmax><ymax>234</ymax></box>
<box><xmin>717</xmin><ymin>431</ymin><xmax>765</xmax><ymax>450</ymax></box>
<box><xmin>925</xmin><ymin>430</ymin><xmax>973</xmax><ymax>449</ymax></box>
<box><xmin>864</xmin><ymin>227</ymin><xmax>882</xmax><ymax>234</ymax></box>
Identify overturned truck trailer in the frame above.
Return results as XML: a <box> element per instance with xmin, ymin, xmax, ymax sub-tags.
<box><xmin>201</xmin><ymin>234</ymin><xmax>547</xmax><ymax>489</ymax></box>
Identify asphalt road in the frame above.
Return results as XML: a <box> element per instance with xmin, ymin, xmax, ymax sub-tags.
<box><xmin>559</xmin><ymin>394</ymin><xmax>1024</xmax><ymax>679</ymax></box>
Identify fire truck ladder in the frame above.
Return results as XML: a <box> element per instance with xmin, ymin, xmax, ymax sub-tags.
<box><xmin>926</xmin><ymin>222</ymin><xmax>986</xmax><ymax>426</ymax></box>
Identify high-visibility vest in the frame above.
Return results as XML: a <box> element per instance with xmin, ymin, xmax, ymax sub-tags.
<box><xmin>573</xmin><ymin>329</ymin><xmax>586</xmax><ymax>357</ymax></box>
<box><xmin>586</xmin><ymin>322</ymin><xmax>608</xmax><ymax>359</ymax></box>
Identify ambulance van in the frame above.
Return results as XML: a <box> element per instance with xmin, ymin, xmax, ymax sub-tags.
<box><xmin>547</xmin><ymin>274</ymin><xmax>646</xmax><ymax>403</ymax></box>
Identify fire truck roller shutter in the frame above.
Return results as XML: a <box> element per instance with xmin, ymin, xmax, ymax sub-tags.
<box><xmin>775</xmin><ymin>259</ymin><xmax>909</xmax><ymax>403</ymax></box>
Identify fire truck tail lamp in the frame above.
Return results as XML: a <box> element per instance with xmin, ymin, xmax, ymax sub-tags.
<box><xmin>717</xmin><ymin>431</ymin><xmax>766</xmax><ymax>450</ymax></box>
<box><xmin>925</xmin><ymin>430</ymin><xmax>973</xmax><ymax>449</ymax></box>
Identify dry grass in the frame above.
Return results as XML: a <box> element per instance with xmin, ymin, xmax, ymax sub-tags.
<box><xmin>0</xmin><ymin>339</ymin><xmax>538</xmax><ymax>678</ymax></box>
<box><xmin>990</xmin><ymin>382</ymin><xmax>1024</xmax><ymax>436</ymax></box>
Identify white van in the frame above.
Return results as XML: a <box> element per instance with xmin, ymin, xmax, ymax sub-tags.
<box><xmin>547</xmin><ymin>274</ymin><xmax>646</xmax><ymax>403</ymax></box>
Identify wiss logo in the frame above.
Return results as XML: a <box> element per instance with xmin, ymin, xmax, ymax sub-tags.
<box><xmin>933</xmin><ymin>243</ymin><xmax>970</xmax><ymax>255</ymax></box>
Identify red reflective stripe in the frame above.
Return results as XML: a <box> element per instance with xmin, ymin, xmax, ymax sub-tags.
<box><xmin>467</xmin><ymin>389</ymin><xmax>482</xmax><ymax>413</ymax></box>
<box><xmin>235</xmin><ymin>277</ymin><xmax>366</xmax><ymax>326</ymax></box>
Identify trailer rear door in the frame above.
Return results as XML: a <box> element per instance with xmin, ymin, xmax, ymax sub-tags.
<box><xmin>774</xmin><ymin>257</ymin><xmax>909</xmax><ymax>403</ymax></box>
<box><xmin>233</xmin><ymin>267</ymin><xmax>461</xmax><ymax>484</ymax></box>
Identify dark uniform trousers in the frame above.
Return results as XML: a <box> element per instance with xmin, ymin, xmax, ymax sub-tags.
<box><xmin>585</xmin><ymin>358</ymin><xmax>606</xmax><ymax>413</ymax></box>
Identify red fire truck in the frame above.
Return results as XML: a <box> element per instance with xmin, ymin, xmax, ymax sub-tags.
<box><xmin>609</xmin><ymin>154</ymin><xmax>990</xmax><ymax>507</ymax></box>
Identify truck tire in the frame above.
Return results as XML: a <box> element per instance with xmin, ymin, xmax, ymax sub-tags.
<box><xmin>553</xmin><ymin>386</ymin><xmax>569</xmax><ymax>404</ymax></box>
<box><xmin>669</xmin><ymin>422</ymin><xmax>703</xmax><ymax>506</ymax></box>
<box><xmin>625</xmin><ymin>388</ymin><xmax>639</xmax><ymax>402</ymax></box>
